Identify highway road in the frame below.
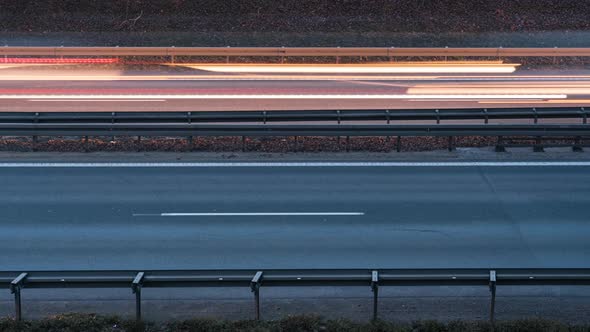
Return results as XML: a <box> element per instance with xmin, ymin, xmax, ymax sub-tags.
<box><xmin>1</xmin><ymin>162</ymin><xmax>589</xmax><ymax>271</ymax></box>
<box><xmin>0</xmin><ymin>65</ymin><xmax>590</xmax><ymax>113</ymax></box>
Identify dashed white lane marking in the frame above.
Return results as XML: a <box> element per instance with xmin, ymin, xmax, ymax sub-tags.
<box><xmin>0</xmin><ymin>162</ymin><xmax>589</xmax><ymax>167</ymax></box>
<box><xmin>0</xmin><ymin>94</ymin><xmax>566</xmax><ymax>100</ymax></box>
<box><xmin>133</xmin><ymin>212</ymin><xmax>365</xmax><ymax>217</ymax></box>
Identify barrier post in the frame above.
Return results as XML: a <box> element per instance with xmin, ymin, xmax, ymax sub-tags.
<box><xmin>250</xmin><ymin>271</ymin><xmax>263</xmax><ymax>321</ymax></box>
<box><xmin>371</xmin><ymin>271</ymin><xmax>379</xmax><ymax>321</ymax></box>
<box><xmin>132</xmin><ymin>272</ymin><xmax>145</xmax><ymax>322</ymax></box>
<box><xmin>10</xmin><ymin>273</ymin><xmax>28</xmax><ymax>321</ymax></box>
<box><xmin>187</xmin><ymin>136</ymin><xmax>193</xmax><ymax>150</ymax></box>
<box><xmin>573</xmin><ymin>137</ymin><xmax>583</xmax><ymax>152</ymax></box>
<box><xmin>448</xmin><ymin>136</ymin><xmax>455</xmax><ymax>151</ymax></box>
<box><xmin>32</xmin><ymin>135</ymin><xmax>38</xmax><ymax>151</ymax></box>
<box><xmin>533</xmin><ymin>137</ymin><xmax>544</xmax><ymax>152</ymax></box>
<box><xmin>346</xmin><ymin>136</ymin><xmax>350</xmax><ymax>152</ymax></box>
<box><xmin>32</xmin><ymin>112</ymin><xmax>39</xmax><ymax>151</ymax></box>
<box><xmin>489</xmin><ymin>270</ymin><xmax>497</xmax><ymax>330</ymax></box>
<box><xmin>111</xmin><ymin>112</ymin><xmax>116</xmax><ymax>142</ymax></box>
<box><xmin>187</xmin><ymin>111</ymin><xmax>193</xmax><ymax>151</ymax></box>
<box><xmin>495</xmin><ymin>136</ymin><xmax>506</xmax><ymax>152</ymax></box>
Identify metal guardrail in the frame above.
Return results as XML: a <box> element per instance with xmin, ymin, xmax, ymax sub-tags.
<box><xmin>1</xmin><ymin>107</ymin><xmax>589</xmax><ymax>151</ymax></box>
<box><xmin>1</xmin><ymin>123</ymin><xmax>589</xmax><ymax>138</ymax></box>
<box><xmin>1</xmin><ymin>107</ymin><xmax>587</xmax><ymax>124</ymax></box>
<box><xmin>2</xmin><ymin>269</ymin><xmax>590</xmax><ymax>323</ymax></box>
<box><xmin>2</xmin><ymin>47</ymin><xmax>590</xmax><ymax>58</ymax></box>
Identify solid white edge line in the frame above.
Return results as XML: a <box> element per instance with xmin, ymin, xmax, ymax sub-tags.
<box><xmin>134</xmin><ymin>212</ymin><xmax>365</xmax><ymax>217</ymax></box>
<box><xmin>0</xmin><ymin>162</ymin><xmax>589</xmax><ymax>167</ymax></box>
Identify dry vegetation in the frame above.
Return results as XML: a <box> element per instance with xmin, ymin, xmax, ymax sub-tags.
<box><xmin>1</xmin><ymin>314</ymin><xmax>589</xmax><ymax>332</ymax></box>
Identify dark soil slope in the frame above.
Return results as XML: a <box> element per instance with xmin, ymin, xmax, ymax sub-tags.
<box><xmin>1</xmin><ymin>0</ymin><xmax>587</xmax><ymax>33</ymax></box>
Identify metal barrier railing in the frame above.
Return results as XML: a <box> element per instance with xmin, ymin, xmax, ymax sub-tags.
<box><xmin>2</xmin><ymin>268</ymin><xmax>590</xmax><ymax>324</ymax></box>
<box><xmin>0</xmin><ymin>108</ymin><xmax>589</xmax><ymax>151</ymax></box>
<box><xmin>0</xmin><ymin>107</ymin><xmax>588</xmax><ymax>124</ymax></box>
<box><xmin>2</xmin><ymin>47</ymin><xmax>590</xmax><ymax>58</ymax></box>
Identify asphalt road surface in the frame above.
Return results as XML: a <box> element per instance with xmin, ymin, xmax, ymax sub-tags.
<box><xmin>1</xmin><ymin>162</ymin><xmax>588</xmax><ymax>271</ymax></box>
<box><xmin>1</xmin><ymin>66</ymin><xmax>590</xmax><ymax>113</ymax></box>
<box><xmin>1</xmin><ymin>161</ymin><xmax>589</xmax><ymax>322</ymax></box>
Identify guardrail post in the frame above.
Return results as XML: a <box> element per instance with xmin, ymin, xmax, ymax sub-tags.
<box><xmin>533</xmin><ymin>137</ymin><xmax>544</xmax><ymax>152</ymax></box>
<box><xmin>187</xmin><ymin>112</ymin><xmax>193</xmax><ymax>151</ymax></box>
<box><xmin>294</xmin><ymin>136</ymin><xmax>298</xmax><ymax>152</ymax></box>
<box><xmin>448</xmin><ymin>136</ymin><xmax>455</xmax><ymax>151</ymax></box>
<box><xmin>10</xmin><ymin>273</ymin><xmax>27</xmax><ymax>321</ymax></box>
<box><xmin>32</xmin><ymin>135</ymin><xmax>38</xmax><ymax>151</ymax></box>
<box><xmin>495</xmin><ymin>136</ymin><xmax>506</xmax><ymax>152</ymax></box>
<box><xmin>32</xmin><ymin>112</ymin><xmax>39</xmax><ymax>151</ymax></box>
<box><xmin>187</xmin><ymin>136</ymin><xmax>193</xmax><ymax>151</ymax></box>
<box><xmin>111</xmin><ymin>112</ymin><xmax>116</xmax><ymax>142</ymax></box>
<box><xmin>483</xmin><ymin>109</ymin><xmax>489</xmax><ymax>124</ymax></box>
<box><xmin>84</xmin><ymin>136</ymin><xmax>89</xmax><ymax>152</ymax></box>
<box><xmin>242</xmin><ymin>136</ymin><xmax>246</xmax><ymax>152</ymax></box>
<box><xmin>371</xmin><ymin>271</ymin><xmax>379</xmax><ymax>321</ymax></box>
<box><xmin>573</xmin><ymin>137</ymin><xmax>583</xmax><ymax>152</ymax></box>
<box><xmin>385</xmin><ymin>110</ymin><xmax>391</xmax><ymax>148</ymax></box>
<box><xmin>336</xmin><ymin>109</ymin><xmax>342</xmax><ymax>149</ymax></box>
<box><xmin>250</xmin><ymin>271</ymin><xmax>263</xmax><ymax>321</ymax></box>
<box><xmin>396</xmin><ymin>136</ymin><xmax>402</xmax><ymax>152</ymax></box>
<box><xmin>346</xmin><ymin>136</ymin><xmax>350</xmax><ymax>152</ymax></box>
<box><xmin>132</xmin><ymin>272</ymin><xmax>145</xmax><ymax>322</ymax></box>
<box><xmin>489</xmin><ymin>270</ymin><xmax>497</xmax><ymax>330</ymax></box>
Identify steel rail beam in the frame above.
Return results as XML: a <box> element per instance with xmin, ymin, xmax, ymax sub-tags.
<box><xmin>0</xmin><ymin>123</ymin><xmax>587</xmax><ymax>137</ymax></box>
<box><xmin>3</xmin><ymin>269</ymin><xmax>590</xmax><ymax>289</ymax></box>
<box><xmin>0</xmin><ymin>107</ymin><xmax>587</xmax><ymax>125</ymax></box>
<box><xmin>2</xmin><ymin>47</ymin><xmax>590</xmax><ymax>57</ymax></box>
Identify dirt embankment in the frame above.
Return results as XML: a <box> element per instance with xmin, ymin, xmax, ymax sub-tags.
<box><xmin>0</xmin><ymin>136</ymin><xmax>571</xmax><ymax>153</ymax></box>
<box><xmin>1</xmin><ymin>313</ymin><xmax>589</xmax><ymax>332</ymax></box>
<box><xmin>1</xmin><ymin>0</ymin><xmax>588</xmax><ymax>33</ymax></box>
